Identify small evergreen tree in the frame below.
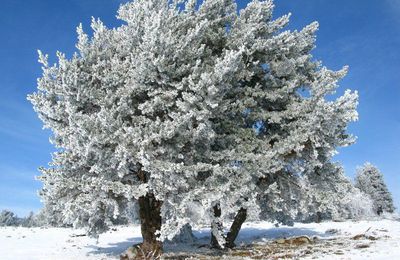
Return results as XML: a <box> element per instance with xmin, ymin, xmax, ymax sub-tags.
<box><xmin>306</xmin><ymin>163</ymin><xmax>374</xmax><ymax>221</ymax></box>
<box><xmin>0</xmin><ymin>210</ymin><xmax>18</xmax><ymax>226</ymax></box>
<box><xmin>20</xmin><ymin>211</ymin><xmax>35</xmax><ymax>227</ymax></box>
<box><xmin>267</xmin><ymin>163</ymin><xmax>374</xmax><ymax>224</ymax></box>
<box><xmin>355</xmin><ymin>163</ymin><xmax>395</xmax><ymax>215</ymax></box>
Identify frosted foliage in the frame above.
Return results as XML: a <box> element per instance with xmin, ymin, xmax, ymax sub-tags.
<box><xmin>0</xmin><ymin>211</ymin><xmax>18</xmax><ymax>227</ymax></box>
<box><xmin>340</xmin><ymin>190</ymin><xmax>375</xmax><ymax>219</ymax></box>
<box><xmin>258</xmin><ymin>163</ymin><xmax>372</xmax><ymax>224</ymax></box>
<box><xmin>28</xmin><ymin>0</ymin><xmax>358</xmax><ymax>238</ymax></box>
<box><xmin>355</xmin><ymin>163</ymin><xmax>395</xmax><ymax>214</ymax></box>
<box><xmin>0</xmin><ymin>210</ymin><xmax>50</xmax><ymax>228</ymax></box>
<box><xmin>309</xmin><ymin>164</ymin><xmax>375</xmax><ymax>220</ymax></box>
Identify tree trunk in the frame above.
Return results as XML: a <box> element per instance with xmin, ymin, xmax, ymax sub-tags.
<box><xmin>225</xmin><ymin>207</ymin><xmax>247</xmax><ymax>248</ymax></box>
<box><xmin>135</xmin><ymin>192</ymin><xmax>163</xmax><ymax>259</ymax></box>
<box><xmin>210</xmin><ymin>204</ymin><xmax>224</xmax><ymax>249</ymax></box>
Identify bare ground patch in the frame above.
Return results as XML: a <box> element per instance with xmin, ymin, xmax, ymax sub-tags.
<box><xmin>161</xmin><ymin>228</ymin><xmax>391</xmax><ymax>260</ymax></box>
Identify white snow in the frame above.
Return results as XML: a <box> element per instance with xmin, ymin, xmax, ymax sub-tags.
<box><xmin>0</xmin><ymin>219</ymin><xmax>399</xmax><ymax>259</ymax></box>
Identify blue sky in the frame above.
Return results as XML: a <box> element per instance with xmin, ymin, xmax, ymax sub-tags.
<box><xmin>0</xmin><ymin>0</ymin><xmax>399</xmax><ymax>216</ymax></box>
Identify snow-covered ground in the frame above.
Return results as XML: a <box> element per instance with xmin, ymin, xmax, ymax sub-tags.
<box><xmin>1</xmin><ymin>219</ymin><xmax>399</xmax><ymax>259</ymax></box>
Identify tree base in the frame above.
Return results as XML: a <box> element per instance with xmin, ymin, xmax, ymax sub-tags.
<box><xmin>120</xmin><ymin>242</ymin><xmax>162</xmax><ymax>260</ymax></box>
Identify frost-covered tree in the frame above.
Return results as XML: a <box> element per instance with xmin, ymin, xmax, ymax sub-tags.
<box><xmin>355</xmin><ymin>163</ymin><xmax>395</xmax><ymax>215</ymax></box>
<box><xmin>0</xmin><ymin>210</ymin><xmax>18</xmax><ymax>227</ymax></box>
<box><xmin>19</xmin><ymin>211</ymin><xmax>35</xmax><ymax>227</ymax></box>
<box><xmin>29</xmin><ymin>0</ymin><xmax>358</xmax><ymax>256</ymax></box>
<box><xmin>295</xmin><ymin>163</ymin><xmax>374</xmax><ymax>222</ymax></box>
<box><xmin>258</xmin><ymin>163</ymin><xmax>373</xmax><ymax>225</ymax></box>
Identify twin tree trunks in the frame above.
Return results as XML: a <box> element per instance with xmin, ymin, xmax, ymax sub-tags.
<box><xmin>136</xmin><ymin>197</ymin><xmax>248</xmax><ymax>258</ymax></box>
<box><xmin>135</xmin><ymin>170</ymin><xmax>247</xmax><ymax>259</ymax></box>
<box><xmin>211</xmin><ymin>204</ymin><xmax>248</xmax><ymax>249</ymax></box>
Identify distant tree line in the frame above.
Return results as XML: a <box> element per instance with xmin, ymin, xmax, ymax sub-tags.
<box><xmin>0</xmin><ymin>201</ymin><xmax>139</xmax><ymax>228</ymax></box>
<box><xmin>0</xmin><ymin>210</ymin><xmax>43</xmax><ymax>228</ymax></box>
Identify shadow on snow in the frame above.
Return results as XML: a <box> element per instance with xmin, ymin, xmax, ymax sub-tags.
<box><xmin>86</xmin><ymin>237</ymin><xmax>142</xmax><ymax>257</ymax></box>
<box><xmin>86</xmin><ymin>224</ymin><xmax>328</xmax><ymax>257</ymax></box>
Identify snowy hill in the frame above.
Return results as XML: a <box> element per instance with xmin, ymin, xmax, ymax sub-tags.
<box><xmin>1</xmin><ymin>219</ymin><xmax>399</xmax><ymax>259</ymax></box>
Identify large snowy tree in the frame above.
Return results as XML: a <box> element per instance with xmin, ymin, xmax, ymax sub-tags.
<box><xmin>355</xmin><ymin>163</ymin><xmax>395</xmax><ymax>215</ymax></box>
<box><xmin>29</xmin><ymin>0</ymin><xmax>358</xmax><ymax>256</ymax></box>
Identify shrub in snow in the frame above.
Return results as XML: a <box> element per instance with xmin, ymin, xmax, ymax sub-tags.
<box><xmin>167</xmin><ymin>224</ymin><xmax>197</xmax><ymax>244</ymax></box>
<box><xmin>340</xmin><ymin>189</ymin><xmax>375</xmax><ymax>220</ymax></box>
<box><xmin>380</xmin><ymin>211</ymin><xmax>400</xmax><ymax>221</ymax></box>
<box><xmin>28</xmin><ymin>0</ymin><xmax>358</xmax><ymax>255</ymax></box>
<box><xmin>30</xmin><ymin>209</ymin><xmax>53</xmax><ymax>227</ymax></box>
<box><xmin>34</xmin><ymin>205</ymin><xmax>74</xmax><ymax>228</ymax></box>
<box><xmin>355</xmin><ymin>163</ymin><xmax>395</xmax><ymax>215</ymax></box>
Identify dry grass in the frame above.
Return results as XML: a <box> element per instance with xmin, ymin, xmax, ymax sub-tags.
<box><xmin>161</xmin><ymin>232</ymin><xmax>389</xmax><ymax>260</ymax></box>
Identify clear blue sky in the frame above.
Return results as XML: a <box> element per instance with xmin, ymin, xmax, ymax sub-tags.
<box><xmin>0</xmin><ymin>0</ymin><xmax>399</xmax><ymax>216</ymax></box>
